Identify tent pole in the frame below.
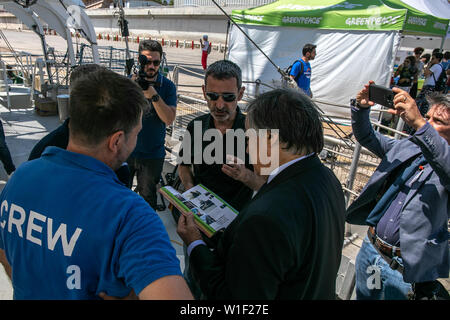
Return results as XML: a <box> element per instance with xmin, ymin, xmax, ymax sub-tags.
<box><xmin>224</xmin><ymin>20</ymin><xmax>230</xmax><ymax>60</ymax></box>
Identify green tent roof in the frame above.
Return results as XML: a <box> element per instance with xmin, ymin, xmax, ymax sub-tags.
<box><xmin>231</xmin><ymin>0</ymin><xmax>449</xmax><ymax>36</ymax></box>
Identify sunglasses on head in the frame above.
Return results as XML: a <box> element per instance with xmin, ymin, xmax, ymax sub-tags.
<box><xmin>205</xmin><ymin>92</ymin><xmax>237</xmax><ymax>102</ymax></box>
<box><xmin>145</xmin><ymin>60</ymin><xmax>161</xmax><ymax>67</ymax></box>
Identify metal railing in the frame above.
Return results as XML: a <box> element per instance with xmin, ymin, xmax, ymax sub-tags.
<box><xmin>174</xmin><ymin>0</ymin><xmax>275</xmax><ymax>7</ymax></box>
<box><xmin>77</xmin><ymin>44</ymin><xmax>140</xmax><ymax>74</ymax></box>
<box><xmin>169</xmin><ymin>66</ymin><xmax>411</xmax><ymax>218</ymax></box>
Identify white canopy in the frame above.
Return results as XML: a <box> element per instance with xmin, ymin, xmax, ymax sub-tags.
<box><xmin>228</xmin><ymin>0</ymin><xmax>449</xmax><ymax>121</ymax></box>
<box><xmin>0</xmin><ymin>0</ymin><xmax>98</xmax><ymax>66</ymax></box>
<box><xmin>400</xmin><ymin>0</ymin><xmax>450</xmax><ymax>19</ymax></box>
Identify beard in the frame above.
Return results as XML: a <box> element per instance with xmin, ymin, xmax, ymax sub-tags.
<box><xmin>211</xmin><ymin>107</ymin><xmax>231</xmax><ymax>121</ymax></box>
<box><xmin>145</xmin><ymin>68</ymin><xmax>157</xmax><ymax>79</ymax></box>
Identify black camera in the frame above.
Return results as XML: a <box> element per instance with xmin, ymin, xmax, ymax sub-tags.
<box><xmin>136</xmin><ymin>54</ymin><xmax>156</xmax><ymax>91</ymax></box>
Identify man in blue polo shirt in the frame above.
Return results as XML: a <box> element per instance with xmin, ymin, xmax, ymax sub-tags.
<box><xmin>289</xmin><ymin>43</ymin><xmax>316</xmax><ymax>97</ymax></box>
<box><xmin>128</xmin><ymin>40</ymin><xmax>177</xmax><ymax>210</ymax></box>
<box><xmin>0</xmin><ymin>69</ymin><xmax>193</xmax><ymax>300</ymax></box>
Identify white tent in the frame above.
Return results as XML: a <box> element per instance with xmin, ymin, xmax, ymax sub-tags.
<box><xmin>228</xmin><ymin>0</ymin><xmax>449</xmax><ymax>121</ymax></box>
<box><xmin>0</xmin><ymin>0</ymin><xmax>99</xmax><ymax>66</ymax></box>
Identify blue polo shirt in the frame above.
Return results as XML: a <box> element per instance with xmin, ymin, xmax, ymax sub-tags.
<box><xmin>290</xmin><ymin>59</ymin><xmax>312</xmax><ymax>96</ymax></box>
<box><xmin>131</xmin><ymin>73</ymin><xmax>177</xmax><ymax>159</ymax></box>
<box><xmin>0</xmin><ymin>147</ymin><xmax>182</xmax><ymax>299</ymax></box>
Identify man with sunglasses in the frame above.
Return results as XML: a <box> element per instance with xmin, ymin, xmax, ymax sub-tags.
<box><xmin>178</xmin><ymin>60</ymin><xmax>262</xmax><ymax>212</ymax></box>
<box><xmin>128</xmin><ymin>40</ymin><xmax>177</xmax><ymax>210</ymax></box>
<box><xmin>176</xmin><ymin>60</ymin><xmax>264</xmax><ymax>298</ymax></box>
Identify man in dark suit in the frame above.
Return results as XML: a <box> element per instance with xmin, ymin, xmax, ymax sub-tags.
<box><xmin>177</xmin><ymin>88</ymin><xmax>346</xmax><ymax>299</ymax></box>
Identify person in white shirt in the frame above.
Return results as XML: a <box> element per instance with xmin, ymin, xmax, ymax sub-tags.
<box><xmin>200</xmin><ymin>34</ymin><xmax>210</xmax><ymax>70</ymax></box>
<box><xmin>414</xmin><ymin>52</ymin><xmax>444</xmax><ymax>123</ymax></box>
<box><xmin>423</xmin><ymin>52</ymin><xmax>444</xmax><ymax>88</ymax></box>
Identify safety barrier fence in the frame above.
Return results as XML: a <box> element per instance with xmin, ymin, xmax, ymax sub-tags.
<box><xmin>1</xmin><ymin>53</ymin><xmax>407</xmax><ymax>219</ymax></box>
<box><xmin>170</xmin><ymin>66</ymin><xmax>410</xmax><ymax>232</ymax></box>
<box><xmin>76</xmin><ymin>44</ymin><xmax>140</xmax><ymax>73</ymax></box>
<box><xmin>68</xmin><ymin>31</ymin><xmax>229</xmax><ymax>53</ymax></box>
<box><xmin>173</xmin><ymin>0</ymin><xmax>275</xmax><ymax>7</ymax></box>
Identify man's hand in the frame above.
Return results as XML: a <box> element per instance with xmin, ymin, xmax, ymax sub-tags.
<box><xmin>183</xmin><ymin>182</ymin><xmax>195</xmax><ymax>191</ymax></box>
<box><xmin>389</xmin><ymin>87</ymin><xmax>427</xmax><ymax>131</ymax></box>
<box><xmin>222</xmin><ymin>155</ymin><xmax>266</xmax><ymax>191</ymax></box>
<box><xmin>143</xmin><ymin>85</ymin><xmax>157</xmax><ymax>100</ymax></box>
<box><xmin>177</xmin><ymin>212</ymin><xmax>202</xmax><ymax>246</ymax></box>
<box><xmin>287</xmin><ymin>77</ymin><xmax>297</xmax><ymax>88</ymax></box>
<box><xmin>221</xmin><ymin>155</ymin><xmax>246</xmax><ymax>180</ymax></box>
<box><xmin>99</xmin><ymin>290</ymin><xmax>137</xmax><ymax>300</ymax></box>
<box><xmin>356</xmin><ymin>80</ymin><xmax>376</xmax><ymax>108</ymax></box>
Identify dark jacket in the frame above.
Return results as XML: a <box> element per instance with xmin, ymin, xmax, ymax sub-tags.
<box><xmin>347</xmin><ymin>107</ymin><xmax>449</xmax><ymax>283</ymax></box>
<box><xmin>190</xmin><ymin>155</ymin><xmax>346</xmax><ymax>299</ymax></box>
<box><xmin>28</xmin><ymin>118</ymin><xmax>70</xmax><ymax>161</ymax></box>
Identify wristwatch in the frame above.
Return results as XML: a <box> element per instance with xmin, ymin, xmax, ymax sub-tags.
<box><xmin>151</xmin><ymin>93</ymin><xmax>160</xmax><ymax>102</ymax></box>
<box><xmin>350</xmin><ymin>98</ymin><xmax>363</xmax><ymax>110</ymax></box>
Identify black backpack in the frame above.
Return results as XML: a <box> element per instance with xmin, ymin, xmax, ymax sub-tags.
<box><xmin>285</xmin><ymin>60</ymin><xmax>304</xmax><ymax>82</ymax></box>
<box><xmin>432</xmin><ymin>63</ymin><xmax>447</xmax><ymax>92</ymax></box>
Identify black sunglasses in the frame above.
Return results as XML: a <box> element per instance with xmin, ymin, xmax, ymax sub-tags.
<box><xmin>205</xmin><ymin>92</ymin><xmax>237</xmax><ymax>102</ymax></box>
<box><xmin>145</xmin><ymin>60</ymin><xmax>161</xmax><ymax>67</ymax></box>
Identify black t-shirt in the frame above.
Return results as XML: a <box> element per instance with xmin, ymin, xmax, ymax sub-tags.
<box><xmin>180</xmin><ymin>108</ymin><xmax>253</xmax><ymax>211</ymax></box>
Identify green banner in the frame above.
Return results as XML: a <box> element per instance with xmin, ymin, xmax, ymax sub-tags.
<box><xmin>231</xmin><ymin>0</ymin><xmax>448</xmax><ymax>36</ymax></box>
<box><xmin>382</xmin><ymin>0</ymin><xmax>449</xmax><ymax>36</ymax></box>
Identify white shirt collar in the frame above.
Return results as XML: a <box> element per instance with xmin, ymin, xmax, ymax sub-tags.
<box><xmin>266</xmin><ymin>153</ymin><xmax>315</xmax><ymax>184</ymax></box>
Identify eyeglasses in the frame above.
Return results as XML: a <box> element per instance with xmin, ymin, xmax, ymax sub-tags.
<box><xmin>205</xmin><ymin>92</ymin><xmax>237</xmax><ymax>102</ymax></box>
<box><xmin>145</xmin><ymin>60</ymin><xmax>160</xmax><ymax>67</ymax></box>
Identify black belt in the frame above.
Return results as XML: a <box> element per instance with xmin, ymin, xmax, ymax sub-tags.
<box><xmin>368</xmin><ymin>227</ymin><xmax>404</xmax><ymax>274</ymax></box>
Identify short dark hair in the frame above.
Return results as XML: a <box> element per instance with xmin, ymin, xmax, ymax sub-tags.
<box><xmin>432</xmin><ymin>48</ymin><xmax>441</xmax><ymax>55</ymax></box>
<box><xmin>444</xmin><ymin>51</ymin><xmax>450</xmax><ymax>60</ymax></box>
<box><xmin>204</xmin><ymin>60</ymin><xmax>242</xmax><ymax>89</ymax></box>
<box><xmin>433</xmin><ymin>52</ymin><xmax>443</xmax><ymax>62</ymax></box>
<box><xmin>69</xmin><ymin>69</ymin><xmax>148</xmax><ymax>146</ymax></box>
<box><xmin>246</xmin><ymin>88</ymin><xmax>323</xmax><ymax>155</ymax></box>
<box><xmin>414</xmin><ymin>47</ymin><xmax>424</xmax><ymax>55</ymax></box>
<box><xmin>69</xmin><ymin>64</ymin><xmax>106</xmax><ymax>84</ymax></box>
<box><xmin>405</xmin><ymin>56</ymin><xmax>416</xmax><ymax>65</ymax></box>
<box><xmin>421</xmin><ymin>53</ymin><xmax>431</xmax><ymax>64</ymax></box>
<box><xmin>302</xmin><ymin>43</ymin><xmax>316</xmax><ymax>56</ymax></box>
<box><xmin>138</xmin><ymin>40</ymin><xmax>163</xmax><ymax>57</ymax></box>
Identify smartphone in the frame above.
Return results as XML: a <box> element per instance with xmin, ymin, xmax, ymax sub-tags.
<box><xmin>368</xmin><ymin>84</ymin><xmax>395</xmax><ymax>109</ymax></box>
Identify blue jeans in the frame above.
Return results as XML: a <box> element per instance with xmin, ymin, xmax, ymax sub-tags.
<box><xmin>355</xmin><ymin>236</ymin><xmax>412</xmax><ymax>300</ymax></box>
<box><xmin>0</xmin><ymin>121</ymin><xmax>15</xmax><ymax>175</ymax></box>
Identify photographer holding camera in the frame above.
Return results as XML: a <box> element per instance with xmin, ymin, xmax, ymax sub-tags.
<box><xmin>128</xmin><ymin>40</ymin><xmax>177</xmax><ymax>209</ymax></box>
<box><xmin>347</xmin><ymin>82</ymin><xmax>449</xmax><ymax>300</ymax></box>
